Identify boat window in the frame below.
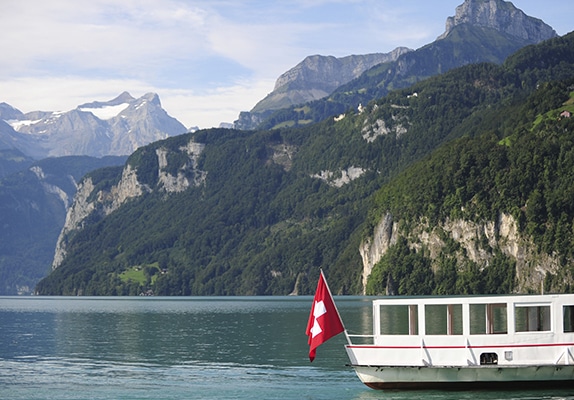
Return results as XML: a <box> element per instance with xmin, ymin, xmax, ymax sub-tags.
<box><xmin>379</xmin><ymin>304</ymin><xmax>418</xmax><ymax>335</ymax></box>
<box><xmin>424</xmin><ymin>304</ymin><xmax>462</xmax><ymax>335</ymax></box>
<box><xmin>515</xmin><ymin>305</ymin><xmax>551</xmax><ymax>332</ymax></box>
<box><xmin>564</xmin><ymin>306</ymin><xmax>574</xmax><ymax>333</ymax></box>
<box><xmin>469</xmin><ymin>303</ymin><xmax>507</xmax><ymax>334</ymax></box>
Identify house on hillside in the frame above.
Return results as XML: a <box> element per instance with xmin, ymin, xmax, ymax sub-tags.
<box><xmin>560</xmin><ymin>110</ymin><xmax>572</xmax><ymax>118</ymax></box>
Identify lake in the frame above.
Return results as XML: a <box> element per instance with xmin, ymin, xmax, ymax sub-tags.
<box><xmin>1</xmin><ymin>296</ymin><xmax>573</xmax><ymax>400</ymax></box>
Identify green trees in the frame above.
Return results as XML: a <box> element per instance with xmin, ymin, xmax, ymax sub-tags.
<box><xmin>367</xmin><ymin>75</ymin><xmax>574</xmax><ymax>295</ymax></box>
<box><xmin>35</xmin><ymin>32</ymin><xmax>574</xmax><ymax>296</ymax></box>
<box><xmin>366</xmin><ymin>238</ymin><xmax>434</xmax><ymax>296</ymax></box>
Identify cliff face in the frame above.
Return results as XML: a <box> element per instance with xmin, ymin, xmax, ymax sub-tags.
<box><xmin>439</xmin><ymin>0</ymin><xmax>557</xmax><ymax>42</ymax></box>
<box><xmin>360</xmin><ymin>212</ymin><xmax>567</xmax><ymax>294</ymax></box>
<box><xmin>359</xmin><ymin>213</ymin><xmax>399</xmax><ymax>291</ymax></box>
<box><xmin>270</xmin><ymin>49</ymin><xmax>412</xmax><ymax>98</ymax></box>
<box><xmin>51</xmin><ymin>138</ymin><xmax>206</xmax><ymax>269</ymax></box>
<box><xmin>235</xmin><ymin>48</ymin><xmax>411</xmax><ymax>129</ymax></box>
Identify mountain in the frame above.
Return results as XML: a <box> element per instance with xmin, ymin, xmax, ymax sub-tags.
<box><xmin>234</xmin><ymin>49</ymin><xmax>411</xmax><ymax>129</ymax></box>
<box><xmin>0</xmin><ymin>155</ymin><xmax>126</xmax><ymax>295</ymax></box>
<box><xmin>362</xmin><ymin>90</ymin><xmax>574</xmax><ymax>297</ymax></box>
<box><xmin>0</xmin><ymin>102</ymin><xmax>23</xmax><ymax>120</ymax></box>
<box><xmin>2</xmin><ymin>92</ymin><xmax>187</xmax><ymax>159</ymax></box>
<box><xmin>0</xmin><ymin>108</ymin><xmax>42</xmax><ymax>175</ymax></box>
<box><xmin>0</xmin><ymin>148</ymin><xmax>34</xmax><ymax>178</ymax></box>
<box><xmin>438</xmin><ymin>0</ymin><xmax>557</xmax><ymax>41</ymax></box>
<box><xmin>246</xmin><ymin>0</ymin><xmax>558</xmax><ymax>131</ymax></box>
<box><xmin>0</xmin><ymin>93</ymin><xmax>187</xmax><ymax>294</ymax></box>
<box><xmin>34</xmin><ymin>31</ymin><xmax>574</xmax><ymax>296</ymax></box>
<box><xmin>0</xmin><ymin>120</ymin><xmax>36</xmax><ymax>177</ymax></box>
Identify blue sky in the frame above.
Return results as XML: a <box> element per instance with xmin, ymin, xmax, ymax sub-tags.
<box><xmin>0</xmin><ymin>0</ymin><xmax>572</xmax><ymax>129</ymax></box>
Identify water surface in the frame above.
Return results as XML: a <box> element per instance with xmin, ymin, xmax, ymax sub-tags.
<box><xmin>1</xmin><ymin>296</ymin><xmax>573</xmax><ymax>400</ymax></box>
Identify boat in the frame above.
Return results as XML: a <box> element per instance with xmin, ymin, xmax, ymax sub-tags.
<box><xmin>306</xmin><ymin>274</ymin><xmax>574</xmax><ymax>390</ymax></box>
<box><xmin>344</xmin><ymin>293</ymin><xmax>574</xmax><ymax>390</ymax></box>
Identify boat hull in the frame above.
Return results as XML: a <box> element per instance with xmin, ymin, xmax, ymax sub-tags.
<box><xmin>351</xmin><ymin>365</ymin><xmax>574</xmax><ymax>390</ymax></box>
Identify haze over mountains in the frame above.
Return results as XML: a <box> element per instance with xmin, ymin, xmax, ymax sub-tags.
<box><xmin>31</xmin><ymin>1</ymin><xmax>574</xmax><ymax>297</ymax></box>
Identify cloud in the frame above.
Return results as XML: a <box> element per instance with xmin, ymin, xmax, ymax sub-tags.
<box><xmin>0</xmin><ymin>76</ymin><xmax>152</xmax><ymax>111</ymax></box>
<box><xmin>0</xmin><ymin>1</ymin><xmax>212</xmax><ymax>75</ymax></box>
<box><xmin>160</xmin><ymin>78</ymin><xmax>276</xmax><ymax>128</ymax></box>
<box><xmin>0</xmin><ymin>75</ymin><xmax>274</xmax><ymax>129</ymax></box>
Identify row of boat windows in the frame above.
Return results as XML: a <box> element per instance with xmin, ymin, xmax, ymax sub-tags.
<box><xmin>379</xmin><ymin>304</ymin><xmax>574</xmax><ymax>335</ymax></box>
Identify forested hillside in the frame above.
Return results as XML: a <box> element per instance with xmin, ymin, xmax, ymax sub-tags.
<box><xmin>0</xmin><ymin>155</ymin><xmax>127</xmax><ymax>294</ymax></box>
<box><xmin>36</xmin><ymin>32</ymin><xmax>574</xmax><ymax>296</ymax></box>
<box><xmin>364</xmin><ymin>34</ymin><xmax>574</xmax><ymax>295</ymax></box>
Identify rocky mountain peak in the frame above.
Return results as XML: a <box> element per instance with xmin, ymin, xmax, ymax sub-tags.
<box><xmin>439</xmin><ymin>0</ymin><xmax>557</xmax><ymax>42</ymax></box>
<box><xmin>2</xmin><ymin>93</ymin><xmax>186</xmax><ymax>158</ymax></box>
<box><xmin>77</xmin><ymin>91</ymin><xmax>135</xmax><ymax>109</ymax></box>
<box><xmin>271</xmin><ymin>48</ymin><xmax>411</xmax><ymax>94</ymax></box>
<box><xmin>113</xmin><ymin>91</ymin><xmax>136</xmax><ymax>104</ymax></box>
<box><xmin>140</xmin><ymin>92</ymin><xmax>161</xmax><ymax>107</ymax></box>
<box><xmin>235</xmin><ymin>47</ymin><xmax>411</xmax><ymax>128</ymax></box>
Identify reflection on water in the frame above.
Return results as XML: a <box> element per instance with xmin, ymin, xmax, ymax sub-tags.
<box><xmin>0</xmin><ymin>296</ymin><xmax>371</xmax><ymax>400</ymax></box>
<box><xmin>2</xmin><ymin>296</ymin><xmax>574</xmax><ymax>400</ymax></box>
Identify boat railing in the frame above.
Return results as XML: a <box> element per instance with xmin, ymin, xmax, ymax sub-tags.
<box><xmin>347</xmin><ymin>333</ymin><xmax>375</xmax><ymax>345</ymax></box>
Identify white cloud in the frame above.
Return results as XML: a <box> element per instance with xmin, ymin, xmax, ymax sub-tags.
<box><xmin>160</xmin><ymin>78</ymin><xmax>275</xmax><ymax>128</ymax></box>
<box><xmin>0</xmin><ymin>0</ymin><xmax>212</xmax><ymax>75</ymax></box>
<box><xmin>0</xmin><ymin>75</ymin><xmax>274</xmax><ymax>129</ymax></box>
<box><xmin>0</xmin><ymin>77</ymin><xmax>152</xmax><ymax>112</ymax></box>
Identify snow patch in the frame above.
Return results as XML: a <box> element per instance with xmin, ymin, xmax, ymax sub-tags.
<box><xmin>135</xmin><ymin>100</ymin><xmax>147</xmax><ymax>110</ymax></box>
<box><xmin>6</xmin><ymin>118</ymin><xmax>42</xmax><ymax>131</ymax></box>
<box><xmin>79</xmin><ymin>103</ymin><xmax>130</xmax><ymax>120</ymax></box>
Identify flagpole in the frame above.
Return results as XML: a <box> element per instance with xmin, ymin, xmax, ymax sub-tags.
<box><xmin>320</xmin><ymin>269</ymin><xmax>352</xmax><ymax>345</ymax></box>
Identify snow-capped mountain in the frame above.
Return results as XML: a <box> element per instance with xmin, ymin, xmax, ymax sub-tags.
<box><xmin>1</xmin><ymin>92</ymin><xmax>187</xmax><ymax>159</ymax></box>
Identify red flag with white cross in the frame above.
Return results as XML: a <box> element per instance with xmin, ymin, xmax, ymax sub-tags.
<box><xmin>306</xmin><ymin>270</ymin><xmax>345</xmax><ymax>362</ymax></box>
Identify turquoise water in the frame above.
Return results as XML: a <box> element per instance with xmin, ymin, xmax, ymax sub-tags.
<box><xmin>1</xmin><ymin>296</ymin><xmax>573</xmax><ymax>400</ymax></box>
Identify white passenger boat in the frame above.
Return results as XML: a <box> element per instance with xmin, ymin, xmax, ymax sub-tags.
<box><xmin>344</xmin><ymin>294</ymin><xmax>574</xmax><ymax>390</ymax></box>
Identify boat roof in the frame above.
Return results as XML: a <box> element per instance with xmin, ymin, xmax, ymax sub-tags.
<box><xmin>371</xmin><ymin>293</ymin><xmax>574</xmax><ymax>306</ymax></box>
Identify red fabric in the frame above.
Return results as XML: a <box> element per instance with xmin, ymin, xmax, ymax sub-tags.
<box><xmin>306</xmin><ymin>271</ymin><xmax>344</xmax><ymax>362</ymax></box>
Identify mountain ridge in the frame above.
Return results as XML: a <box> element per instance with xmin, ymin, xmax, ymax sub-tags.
<box><xmin>1</xmin><ymin>92</ymin><xmax>187</xmax><ymax>159</ymax></box>
<box><xmin>234</xmin><ymin>48</ymin><xmax>411</xmax><ymax>129</ymax></box>
<box><xmin>34</xmin><ymin>31</ymin><xmax>574</xmax><ymax>296</ymax></box>
<box><xmin>438</xmin><ymin>0</ymin><xmax>557</xmax><ymax>41</ymax></box>
<box><xmin>238</xmin><ymin>0</ymin><xmax>558</xmax><ymax>131</ymax></box>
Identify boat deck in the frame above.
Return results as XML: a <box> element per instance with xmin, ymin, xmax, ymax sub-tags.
<box><xmin>346</xmin><ymin>294</ymin><xmax>574</xmax><ymax>368</ymax></box>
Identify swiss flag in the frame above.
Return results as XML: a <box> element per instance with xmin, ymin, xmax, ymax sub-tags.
<box><xmin>306</xmin><ymin>271</ymin><xmax>345</xmax><ymax>362</ymax></box>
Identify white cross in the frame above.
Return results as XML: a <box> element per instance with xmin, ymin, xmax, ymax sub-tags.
<box><xmin>310</xmin><ymin>300</ymin><xmax>326</xmax><ymax>338</ymax></box>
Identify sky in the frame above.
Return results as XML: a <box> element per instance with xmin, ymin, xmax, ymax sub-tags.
<box><xmin>1</xmin><ymin>1</ymin><xmax>572</xmax><ymax>129</ymax></box>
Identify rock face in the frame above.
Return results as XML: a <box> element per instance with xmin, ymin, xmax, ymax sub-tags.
<box><xmin>360</xmin><ymin>212</ymin><xmax>566</xmax><ymax>295</ymax></box>
<box><xmin>51</xmin><ymin>138</ymin><xmax>207</xmax><ymax>269</ymax></box>
<box><xmin>438</xmin><ymin>0</ymin><xmax>557</xmax><ymax>42</ymax></box>
<box><xmin>234</xmin><ymin>48</ymin><xmax>411</xmax><ymax>129</ymax></box>
<box><xmin>359</xmin><ymin>213</ymin><xmax>399</xmax><ymax>291</ymax></box>
<box><xmin>262</xmin><ymin>49</ymin><xmax>412</xmax><ymax>109</ymax></box>
<box><xmin>3</xmin><ymin>92</ymin><xmax>187</xmax><ymax>159</ymax></box>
